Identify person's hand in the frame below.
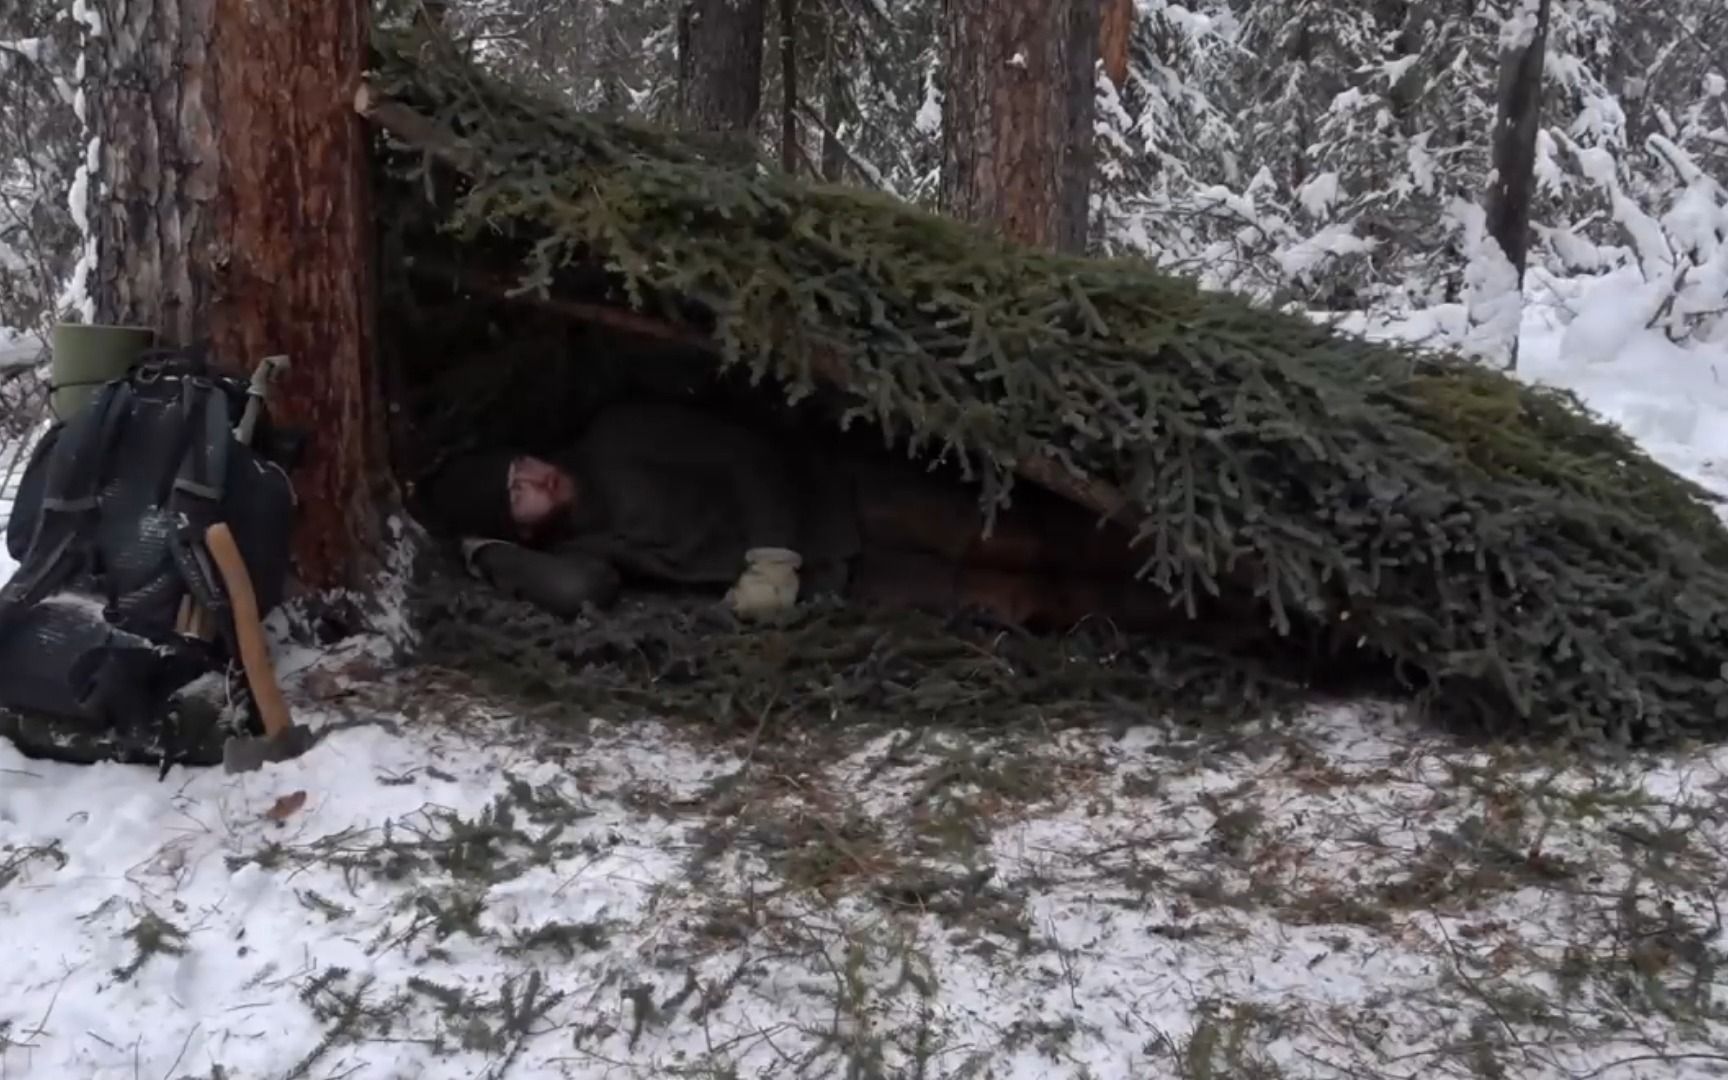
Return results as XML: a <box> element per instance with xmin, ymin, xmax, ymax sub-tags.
<box><xmin>727</xmin><ymin>547</ymin><xmax>802</xmax><ymax>619</ymax></box>
<box><xmin>461</xmin><ymin>537</ymin><xmax>509</xmax><ymax>579</ymax></box>
<box><xmin>464</xmin><ymin>537</ymin><xmax>623</xmax><ymax>617</ymax></box>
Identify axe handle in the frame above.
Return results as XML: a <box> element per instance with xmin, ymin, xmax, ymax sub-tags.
<box><xmin>203</xmin><ymin>522</ymin><xmax>294</xmax><ymax>738</ymax></box>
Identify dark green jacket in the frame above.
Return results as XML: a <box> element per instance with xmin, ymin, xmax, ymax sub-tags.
<box><xmin>545</xmin><ymin>401</ymin><xmax>859</xmax><ymax>593</ymax></box>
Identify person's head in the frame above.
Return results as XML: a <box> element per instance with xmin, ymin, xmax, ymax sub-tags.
<box><xmin>422</xmin><ymin>450</ymin><xmax>577</xmax><ymax>543</ymax></box>
<box><xmin>506</xmin><ymin>454</ymin><xmax>576</xmax><ymax>532</ymax></box>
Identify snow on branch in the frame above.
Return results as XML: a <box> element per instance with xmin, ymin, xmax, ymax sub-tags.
<box><xmin>1560</xmin><ymin>129</ymin><xmax>1728</xmax><ymax>345</ymax></box>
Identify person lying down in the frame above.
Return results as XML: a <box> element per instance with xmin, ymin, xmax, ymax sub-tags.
<box><xmin>420</xmin><ymin>398</ymin><xmax>1179</xmax><ymax>632</ymax></box>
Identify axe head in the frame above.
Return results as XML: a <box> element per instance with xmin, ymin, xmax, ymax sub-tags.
<box><xmin>222</xmin><ymin>722</ymin><xmax>321</xmax><ymax>774</ymax></box>
<box><xmin>235</xmin><ymin>354</ymin><xmax>291</xmax><ymax>445</ymax></box>
<box><xmin>248</xmin><ymin>354</ymin><xmax>291</xmax><ymax>396</ymax></box>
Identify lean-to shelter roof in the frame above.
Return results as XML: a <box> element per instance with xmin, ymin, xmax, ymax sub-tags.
<box><xmin>360</xmin><ymin>30</ymin><xmax>1728</xmax><ymax>745</ymax></box>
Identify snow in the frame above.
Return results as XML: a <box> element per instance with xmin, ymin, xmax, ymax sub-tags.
<box><xmin>70</xmin><ymin>0</ymin><xmax>103</xmax><ymax>38</ymax></box>
<box><xmin>0</xmin><ymin>38</ymin><xmax>46</xmax><ymax>64</ymax></box>
<box><xmin>1498</xmin><ymin>0</ymin><xmax>1546</xmax><ymax>52</ymax></box>
<box><xmin>7</xmin><ymin>280</ymin><xmax>1728</xmax><ymax>1077</ymax></box>
<box><xmin>7</xmin><ymin>673</ymin><xmax>1728</xmax><ymax>1077</ymax></box>
<box><xmin>1377</xmin><ymin>54</ymin><xmax>1420</xmax><ymax>88</ymax></box>
<box><xmin>1528</xmin><ymin>275</ymin><xmax>1728</xmax><ymax>486</ymax></box>
<box><xmin>0</xmin><ymin>709</ymin><xmax>714</xmax><ymax>1078</ymax></box>
<box><xmin>1295</xmin><ymin>171</ymin><xmax>1339</xmax><ymax>218</ymax></box>
<box><xmin>0</xmin><ymin>371</ymin><xmax>35</xmax><ymax>583</ymax></box>
<box><xmin>1571</xmin><ymin>139</ymin><xmax>1682</xmax><ymax>288</ymax></box>
<box><xmin>1543</xmin><ymin>221</ymin><xmax>1613</xmax><ymax>272</ymax></box>
<box><xmin>0</xmin><ymin>500</ymin><xmax>12</xmax><ymax>580</ymax></box>
<box><xmin>1273</xmin><ymin>222</ymin><xmax>1374</xmax><ymax>282</ymax></box>
<box><xmin>1454</xmin><ymin>197</ymin><xmax>1526</xmax><ymax>363</ymax></box>
<box><xmin>1573</xmin><ymin>142</ymin><xmax>1620</xmax><ymax>188</ymax></box>
<box><xmin>913</xmin><ymin>66</ymin><xmax>942</xmax><ymax>136</ymax></box>
<box><xmin>1533</xmin><ymin>127</ymin><xmax>1566</xmax><ymax>195</ymax></box>
<box><xmin>1341</xmin><ymin>267</ymin><xmax>1728</xmax><ymax>503</ymax></box>
<box><xmin>0</xmin><ymin>326</ymin><xmax>41</xmax><ymax>369</ymax></box>
<box><xmin>1405</xmin><ymin>129</ymin><xmax>1437</xmax><ymax>195</ymax></box>
<box><xmin>59</xmin><ymin>137</ymin><xmax>100</xmax><ymax>325</ymax></box>
<box><xmin>1327</xmin><ymin>86</ymin><xmax>1366</xmax><ymax>116</ymax></box>
<box><xmin>1556</xmin><ymin>269</ymin><xmax>1670</xmax><ymax>366</ymax></box>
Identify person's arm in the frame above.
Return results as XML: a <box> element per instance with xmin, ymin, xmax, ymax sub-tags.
<box><xmin>584</xmin><ymin>402</ymin><xmax>800</xmax><ymax>551</ymax></box>
<box><xmin>467</xmin><ymin>538</ymin><xmax>623</xmax><ymax>618</ymax></box>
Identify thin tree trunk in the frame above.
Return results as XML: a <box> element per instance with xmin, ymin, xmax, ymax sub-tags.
<box><xmin>1486</xmin><ymin>0</ymin><xmax>1552</xmax><ymax>285</ymax></box>
<box><xmin>677</xmin><ymin>0</ymin><xmax>767</xmax><ymax>140</ymax></box>
<box><xmin>1473</xmin><ymin>0</ymin><xmax>1553</xmax><ymax>369</ymax></box>
<box><xmin>780</xmin><ymin>0</ymin><xmax>798</xmax><ymax>172</ymax></box>
<box><xmin>819</xmin><ymin>12</ymin><xmax>846</xmax><ymax>182</ymax></box>
<box><xmin>941</xmin><ymin>0</ymin><xmax>1098</xmax><ymax>253</ymax></box>
<box><xmin>1287</xmin><ymin>17</ymin><xmax>1313</xmax><ymax>191</ymax></box>
<box><xmin>1060</xmin><ymin>0</ymin><xmax>1102</xmax><ymax>254</ymax></box>
<box><xmin>87</xmin><ymin>0</ymin><xmax>385</xmax><ymax>591</ymax></box>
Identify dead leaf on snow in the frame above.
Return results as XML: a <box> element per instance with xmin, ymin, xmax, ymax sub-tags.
<box><xmin>265</xmin><ymin>791</ymin><xmax>308</xmax><ymax>822</ymax></box>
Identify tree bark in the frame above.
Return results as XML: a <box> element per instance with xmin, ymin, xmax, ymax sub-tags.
<box><xmin>940</xmin><ymin>0</ymin><xmax>1099</xmax><ymax>253</ymax></box>
<box><xmin>677</xmin><ymin>0</ymin><xmax>768</xmax><ymax>140</ymax></box>
<box><xmin>780</xmin><ymin>0</ymin><xmax>799</xmax><ymax>172</ymax></box>
<box><xmin>86</xmin><ymin>0</ymin><xmax>386</xmax><ymax>591</ymax></box>
<box><xmin>1384</xmin><ymin>0</ymin><xmax>1434</xmax><ymax>122</ymax></box>
<box><xmin>819</xmin><ymin>13</ymin><xmax>847</xmax><ymax>183</ymax></box>
<box><xmin>1060</xmin><ymin>0</ymin><xmax>1102</xmax><ymax>254</ymax></box>
<box><xmin>1485</xmin><ymin>0</ymin><xmax>1552</xmax><ymax>286</ymax></box>
<box><xmin>1098</xmin><ymin>0</ymin><xmax>1132</xmax><ymax>90</ymax></box>
<box><xmin>1468</xmin><ymin>0</ymin><xmax>1552</xmax><ymax>369</ymax></box>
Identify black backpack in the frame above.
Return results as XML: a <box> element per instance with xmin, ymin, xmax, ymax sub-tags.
<box><xmin>0</xmin><ymin>346</ymin><xmax>302</xmax><ymax>768</ymax></box>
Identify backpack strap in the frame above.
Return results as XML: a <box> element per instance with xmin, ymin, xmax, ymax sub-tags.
<box><xmin>0</xmin><ymin>379</ymin><xmax>134</xmax><ymax>634</ymax></box>
<box><xmin>164</xmin><ymin>374</ymin><xmax>238</xmax><ymax>648</ymax></box>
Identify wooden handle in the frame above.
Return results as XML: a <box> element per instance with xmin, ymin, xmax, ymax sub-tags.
<box><xmin>203</xmin><ymin>522</ymin><xmax>293</xmax><ymax>738</ymax></box>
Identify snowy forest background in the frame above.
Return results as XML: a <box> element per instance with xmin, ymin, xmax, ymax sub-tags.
<box><xmin>0</xmin><ymin>0</ymin><xmax>1724</xmax><ymax>385</ymax></box>
<box><xmin>3</xmin><ymin>9</ymin><xmax>1728</xmax><ymax>1076</ymax></box>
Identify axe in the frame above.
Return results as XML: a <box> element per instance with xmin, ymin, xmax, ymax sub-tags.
<box><xmin>176</xmin><ymin>353</ymin><xmax>292</xmax><ymax>642</ymax></box>
<box><xmin>235</xmin><ymin>354</ymin><xmax>289</xmax><ymax>445</ymax></box>
<box><xmin>168</xmin><ymin>352</ymin><xmax>316</xmax><ymax>772</ymax></box>
<box><xmin>220</xmin><ymin>353</ymin><xmax>320</xmax><ymax>771</ymax></box>
<box><xmin>210</xmin><ymin>519</ymin><xmax>318</xmax><ymax>772</ymax></box>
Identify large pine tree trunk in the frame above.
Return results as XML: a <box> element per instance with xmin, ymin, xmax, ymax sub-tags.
<box><xmin>941</xmin><ymin>0</ymin><xmax>1100</xmax><ymax>253</ymax></box>
<box><xmin>677</xmin><ymin>0</ymin><xmax>767</xmax><ymax>139</ymax></box>
<box><xmin>86</xmin><ymin>0</ymin><xmax>386</xmax><ymax>591</ymax></box>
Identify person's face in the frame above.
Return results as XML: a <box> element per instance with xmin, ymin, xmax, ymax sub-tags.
<box><xmin>508</xmin><ymin>455</ymin><xmax>575</xmax><ymax>532</ymax></box>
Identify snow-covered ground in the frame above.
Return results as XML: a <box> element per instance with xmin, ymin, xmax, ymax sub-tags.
<box><xmin>4</xmin><ymin>282</ymin><xmax>1728</xmax><ymax>1079</ymax></box>
<box><xmin>1338</xmin><ymin>265</ymin><xmax>1728</xmax><ymax>506</ymax></box>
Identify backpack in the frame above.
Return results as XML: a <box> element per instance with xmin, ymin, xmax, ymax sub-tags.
<box><xmin>0</xmin><ymin>345</ymin><xmax>302</xmax><ymax>768</ymax></box>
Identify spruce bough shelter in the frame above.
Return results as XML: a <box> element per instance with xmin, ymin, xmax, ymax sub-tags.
<box><xmin>360</xmin><ymin>30</ymin><xmax>1728</xmax><ymax>746</ymax></box>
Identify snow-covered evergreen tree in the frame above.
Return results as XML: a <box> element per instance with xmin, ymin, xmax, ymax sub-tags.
<box><xmin>1533</xmin><ymin>0</ymin><xmax>1727</xmax><ymax>344</ymax></box>
<box><xmin>442</xmin><ymin>0</ymin><xmax>683</xmax><ymax>122</ymax></box>
<box><xmin>0</xmin><ymin>0</ymin><xmax>79</xmax><ymax>342</ymax></box>
<box><xmin>3</xmin><ymin>0</ymin><xmax>1721</xmax><ymax>350</ymax></box>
